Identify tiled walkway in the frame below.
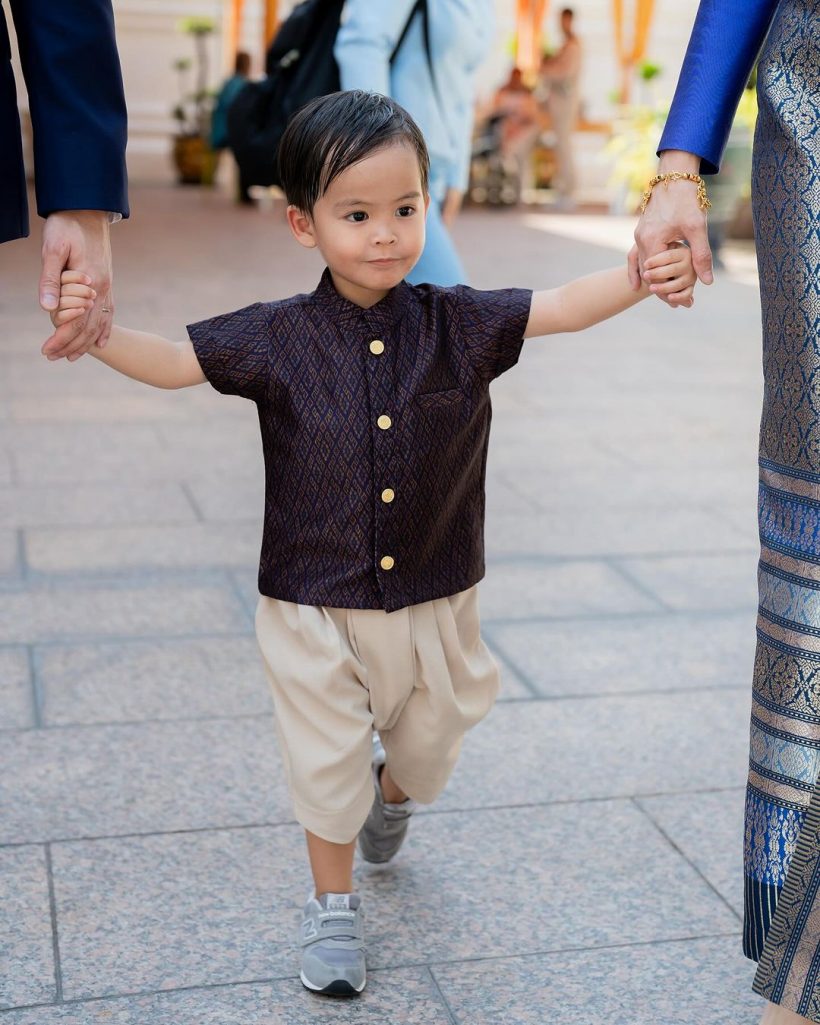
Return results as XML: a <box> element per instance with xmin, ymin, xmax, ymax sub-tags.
<box><xmin>0</xmin><ymin>187</ymin><xmax>764</xmax><ymax>1023</ymax></box>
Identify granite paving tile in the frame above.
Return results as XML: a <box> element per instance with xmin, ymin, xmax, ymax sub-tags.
<box><xmin>25</xmin><ymin>523</ymin><xmax>261</xmax><ymax>573</ymax></box>
<box><xmin>432</xmin><ymin>935</ymin><xmax>762</xmax><ymax>1025</ymax></box>
<box><xmin>479</xmin><ymin>559</ymin><xmax>661</xmax><ymax>621</ymax></box>
<box><xmin>0</xmin><ymin>483</ymin><xmax>194</xmax><ymax>529</ymax></box>
<box><xmin>638</xmin><ymin>787</ymin><xmax>747</xmax><ymax>917</ymax></box>
<box><xmin>439</xmin><ymin>687</ymin><xmax>750</xmax><ymax>810</ymax></box>
<box><xmin>617</xmin><ymin>553</ymin><xmax>759</xmax><ymax>612</ymax></box>
<box><xmin>0</xmin><ymin>582</ymin><xmax>248</xmax><ymax>644</ymax></box>
<box><xmin>0</xmin><ymin>647</ymin><xmax>33</xmax><ymax>729</ymax></box>
<box><xmin>9</xmin><ymin>393</ymin><xmax>208</xmax><ymax>424</ymax></box>
<box><xmin>5</xmin><ymin>424</ymin><xmax>176</xmax><ymax>485</ymax></box>
<box><xmin>183</xmin><ymin>473</ymin><xmax>265</xmax><ymax>522</ymax></box>
<box><xmin>153</xmin><ymin>420</ymin><xmax>264</xmax><ymax>477</ymax></box>
<box><xmin>47</xmin><ymin>801</ymin><xmax>737</xmax><ymax>1000</ymax></box>
<box><xmin>484</xmin><ymin>610</ymin><xmax>756</xmax><ymax>697</ymax></box>
<box><xmin>0</xmin><ymin>845</ymin><xmax>55</xmax><ymax>1009</ymax></box>
<box><xmin>506</xmin><ymin>458</ymin><xmax>759</xmax><ymax>514</ymax></box>
<box><xmin>485</xmin><ymin>504</ymin><xmax>748</xmax><ymax>558</ymax></box>
<box><xmin>0</xmin><ymin>529</ymin><xmax>18</xmax><ymax>576</ymax></box>
<box><xmin>483</xmin><ymin>645</ymin><xmax>535</xmax><ymax>699</ymax></box>
<box><xmin>0</xmin><ymin>970</ymin><xmax>451</xmax><ymax>1023</ymax></box>
<box><xmin>0</xmin><ymin>716</ymin><xmax>291</xmax><ymax>844</ymax></box>
<box><xmin>36</xmin><ymin>637</ymin><xmax>272</xmax><ymax>726</ymax></box>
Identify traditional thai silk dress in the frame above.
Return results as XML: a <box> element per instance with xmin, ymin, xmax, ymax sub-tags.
<box><xmin>660</xmin><ymin>0</ymin><xmax>820</xmax><ymax>1016</ymax></box>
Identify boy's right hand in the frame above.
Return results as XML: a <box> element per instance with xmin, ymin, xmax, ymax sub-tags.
<box><xmin>49</xmin><ymin>271</ymin><xmax>97</xmax><ymax>335</ymax></box>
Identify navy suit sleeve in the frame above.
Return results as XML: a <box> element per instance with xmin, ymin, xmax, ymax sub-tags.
<box><xmin>9</xmin><ymin>0</ymin><xmax>128</xmax><ymax>219</ymax></box>
<box><xmin>658</xmin><ymin>0</ymin><xmax>779</xmax><ymax>174</ymax></box>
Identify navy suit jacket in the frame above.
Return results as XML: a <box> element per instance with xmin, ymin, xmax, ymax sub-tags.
<box><xmin>658</xmin><ymin>0</ymin><xmax>780</xmax><ymax>174</ymax></box>
<box><xmin>0</xmin><ymin>0</ymin><xmax>128</xmax><ymax>244</ymax></box>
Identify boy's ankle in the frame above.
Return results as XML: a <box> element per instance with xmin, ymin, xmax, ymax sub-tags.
<box><xmin>378</xmin><ymin>763</ymin><xmax>410</xmax><ymax>804</ymax></box>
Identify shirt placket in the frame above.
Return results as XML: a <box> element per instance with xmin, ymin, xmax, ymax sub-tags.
<box><xmin>363</xmin><ymin>318</ymin><xmax>399</xmax><ymax>605</ymax></box>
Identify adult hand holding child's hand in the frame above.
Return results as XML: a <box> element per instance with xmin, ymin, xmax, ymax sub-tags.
<box><xmin>629</xmin><ymin>150</ymin><xmax>714</xmax><ymax>308</ymax></box>
<box><xmin>40</xmin><ymin>211</ymin><xmax>114</xmax><ymax>361</ymax></box>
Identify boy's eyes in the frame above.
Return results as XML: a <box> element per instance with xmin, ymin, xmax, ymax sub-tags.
<box><xmin>344</xmin><ymin>206</ymin><xmax>416</xmax><ymax>223</ymax></box>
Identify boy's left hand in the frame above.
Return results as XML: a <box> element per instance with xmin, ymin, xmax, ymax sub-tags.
<box><xmin>642</xmin><ymin>245</ymin><xmax>697</xmax><ymax>308</ymax></box>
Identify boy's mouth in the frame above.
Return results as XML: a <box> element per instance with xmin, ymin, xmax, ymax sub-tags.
<box><xmin>368</xmin><ymin>258</ymin><xmax>401</xmax><ymax>268</ymax></box>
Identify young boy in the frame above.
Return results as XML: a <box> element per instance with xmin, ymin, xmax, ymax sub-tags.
<box><xmin>51</xmin><ymin>90</ymin><xmax>695</xmax><ymax>998</ymax></box>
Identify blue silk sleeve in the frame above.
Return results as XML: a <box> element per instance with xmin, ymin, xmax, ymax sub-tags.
<box><xmin>9</xmin><ymin>0</ymin><xmax>129</xmax><ymax>218</ymax></box>
<box><xmin>658</xmin><ymin>0</ymin><xmax>780</xmax><ymax>174</ymax></box>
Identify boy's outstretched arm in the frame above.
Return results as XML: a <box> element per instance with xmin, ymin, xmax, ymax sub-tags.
<box><xmin>524</xmin><ymin>247</ymin><xmax>695</xmax><ymax>339</ymax></box>
<box><xmin>50</xmin><ymin>272</ymin><xmax>206</xmax><ymax>388</ymax></box>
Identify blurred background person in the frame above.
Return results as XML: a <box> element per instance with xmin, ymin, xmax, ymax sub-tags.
<box><xmin>537</xmin><ymin>6</ymin><xmax>582</xmax><ymax>210</ymax></box>
<box><xmin>210</xmin><ymin>50</ymin><xmax>253</xmax><ymax>204</ymax></box>
<box><xmin>491</xmin><ymin>67</ymin><xmax>540</xmax><ymax>194</ymax></box>
<box><xmin>335</xmin><ymin>0</ymin><xmax>495</xmax><ymax>286</ymax></box>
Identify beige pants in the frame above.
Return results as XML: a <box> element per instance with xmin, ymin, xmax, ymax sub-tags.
<box><xmin>254</xmin><ymin>586</ymin><xmax>499</xmax><ymax>844</ymax></box>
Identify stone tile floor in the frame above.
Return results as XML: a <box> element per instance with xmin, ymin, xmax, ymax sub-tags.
<box><xmin>0</xmin><ymin>187</ymin><xmax>764</xmax><ymax>1022</ymax></box>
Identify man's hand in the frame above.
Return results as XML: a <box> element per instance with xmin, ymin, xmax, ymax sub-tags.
<box><xmin>39</xmin><ymin>210</ymin><xmax>114</xmax><ymax>361</ymax></box>
<box><xmin>629</xmin><ymin>150</ymin><xmax>714</xmax><ymax>306</ymax></box>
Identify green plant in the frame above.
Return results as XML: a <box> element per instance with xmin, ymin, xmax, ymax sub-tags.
<box><xmin>605</xmin><ymin>104</ymin><xmax>669</xmax><ymax>211</ymax></box>
<box><xmin>639</xmin><ymin>61</ymin><xmax>662</xmax><ymax>82</ymax></box>
<box><xmin>171</xmin><ymin>17</ymin><xmax>216</xmax><ymax>137</ymax></box>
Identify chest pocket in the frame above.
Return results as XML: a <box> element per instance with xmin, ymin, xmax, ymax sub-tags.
<box><xmin>415</xmin><ymin>388</ymin><xmax>465</xmax><ymax>411</ymax></box>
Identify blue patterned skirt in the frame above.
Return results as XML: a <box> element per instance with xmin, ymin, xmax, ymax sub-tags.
<box><xmin>742</xmin><ymin>0</ymin><xmax>820</xmax><ymax>1015</ymax></box>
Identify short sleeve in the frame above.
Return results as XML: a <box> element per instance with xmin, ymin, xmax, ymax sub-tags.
<box><xmin>448</xmin><ymin>285</ymin><xmax>532</xmax><ymax>382</ymax></box>
<box><xmin>187</xmin><ymin>302</ymin><xmax>271</xmax><ymax>402</ymax></box>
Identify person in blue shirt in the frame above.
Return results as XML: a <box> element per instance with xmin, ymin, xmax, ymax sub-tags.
<box><xmin>335</xmin><ymin>0</ymin><xmax>494</xmax><ymax>286</ymax></box>
<box><xmin>210</xmin><ymin>51</ymin><xmax>253</xmax><ymax>204</ymax></box>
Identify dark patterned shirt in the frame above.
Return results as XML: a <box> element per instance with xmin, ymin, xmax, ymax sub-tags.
<box><xmin>188</xmin><ymin>269</ymin><xmax>532</xmax><ymax>612</ymax></box>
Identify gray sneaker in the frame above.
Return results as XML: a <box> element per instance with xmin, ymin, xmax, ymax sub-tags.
<box><xmin>358</xmin><ymin>734</ymin><xmax>417</xmax><ymax>864</ymax></box>
<box><xmin>299</xmin><ymin>892</ymin><xmax>366</xmax><ymax>996</ymax></box>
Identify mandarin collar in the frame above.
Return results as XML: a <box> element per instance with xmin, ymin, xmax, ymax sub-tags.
<box><xmin>313</xmin><ymin>267</ymin><xmax>411</xmax><ymax>330</ymax></box>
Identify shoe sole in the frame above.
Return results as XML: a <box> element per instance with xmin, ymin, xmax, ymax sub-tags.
<box><xmin>300</xmin><ymin>970</ymin><xmax>366</xmax><ymax>997</ymax></box>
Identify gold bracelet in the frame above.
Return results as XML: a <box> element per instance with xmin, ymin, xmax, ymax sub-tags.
<box><xmin>640</xmin><ymin>172</ymin><xmax>712</xmax><ymax>213</ymax></box>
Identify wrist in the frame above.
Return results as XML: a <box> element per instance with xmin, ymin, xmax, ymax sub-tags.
<box><xmin>658</xmin><ymin>150</ymin><xmax>701</xmax><ymax>174</ymax></box>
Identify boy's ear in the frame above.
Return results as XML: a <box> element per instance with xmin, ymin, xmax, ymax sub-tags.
<box><xmin>286</xmin><ymin>205</ymin><xmax>318</xmax><ymax>249</ymax></box>
<box><xmin>424</xmin><ymin>192</ymin><xmax>431</xmax><ymax>215</ymax></box>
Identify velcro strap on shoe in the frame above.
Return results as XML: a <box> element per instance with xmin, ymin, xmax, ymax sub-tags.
<box><xmin>300</xmin><ymin>910</ymin><xmax>365</xmax><ymax>948</ymax></box>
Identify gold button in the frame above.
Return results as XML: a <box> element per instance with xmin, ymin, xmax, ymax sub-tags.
<box><xmin>380</xmin><ymin>555</ymin><xmax>395</xmax><ymax>571</ymax></box>
<box><xmin>381</xmin><ymin>488</ymin><xmax>395</xmax><ymax>503</ymax></box>
<box><xmin>369</xmin><ymin>339</ymin><xmax>385</xmax><ymax>355</ymax></box>
<box><xmin>377</xmin><ymin>414</ymin><xmax>392</xmax><ymax>430</ymax></box>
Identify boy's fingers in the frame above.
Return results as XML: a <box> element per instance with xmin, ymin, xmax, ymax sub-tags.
<box><xmin>60</xmin><ymin>284</ymin><xmax>96</xmax><ymax>300</ymax></box>
<box><xmin>60</xmin><ymin>271</ymin><xmax>93</xmax><ymax>286</ymax></box>
<box><xmin>650</xmin><ymin>277</ymin><xmax>691</xmax><ymax>296</ymax></box>
<box><xmin>57</xmin><ymin>296</ymin><xmax>93</xmax><ymax>310</ymax></box>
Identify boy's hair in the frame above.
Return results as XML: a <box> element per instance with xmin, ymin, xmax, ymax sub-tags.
<box><xmin>277</xmin><ymin>90</ymin><xmax>430</xmax><ymax>214</ymax></box>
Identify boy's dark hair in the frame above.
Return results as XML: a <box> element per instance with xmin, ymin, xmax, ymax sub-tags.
<box><xmin>277</xmin><ymin>90</ymin><xmax>430</xmax><ymax>214</ymax></box>
<box><xmin>234</xmin><ymin>51</ymin><xmax>251</xmax><ymax>76</ymax></box>
<box><xmin>560</xmin><ymin>7</ymin><xmax>575</xmax><ymax>17</ymax></box>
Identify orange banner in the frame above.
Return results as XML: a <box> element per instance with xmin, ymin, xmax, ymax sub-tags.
<box><xmin>612</xmin><ymin>0</ymin><xmax>655</xmax><ymax>66</ymax></box>
<box><xmin>516</xmin><ymin>0</ymin><xmax>550</xmax><ymax>74</ymax></box>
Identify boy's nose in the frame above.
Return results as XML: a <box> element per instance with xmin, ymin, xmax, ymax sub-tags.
<box><xmin>372</xmin><ymin>224</ymin><xmax>397</xmax><ymax>245</ymax></box>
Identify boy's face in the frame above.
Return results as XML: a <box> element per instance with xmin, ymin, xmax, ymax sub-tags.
<box><xmin>287</xmin><ymin>142</ymin><xmax>429</xmax><ymax>307</ymax></box>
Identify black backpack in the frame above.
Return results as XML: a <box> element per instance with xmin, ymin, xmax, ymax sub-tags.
<box><xmin>226</xmin><ymin>0</ymin><xmax>434</xmax><ymax>189</ymax></box>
